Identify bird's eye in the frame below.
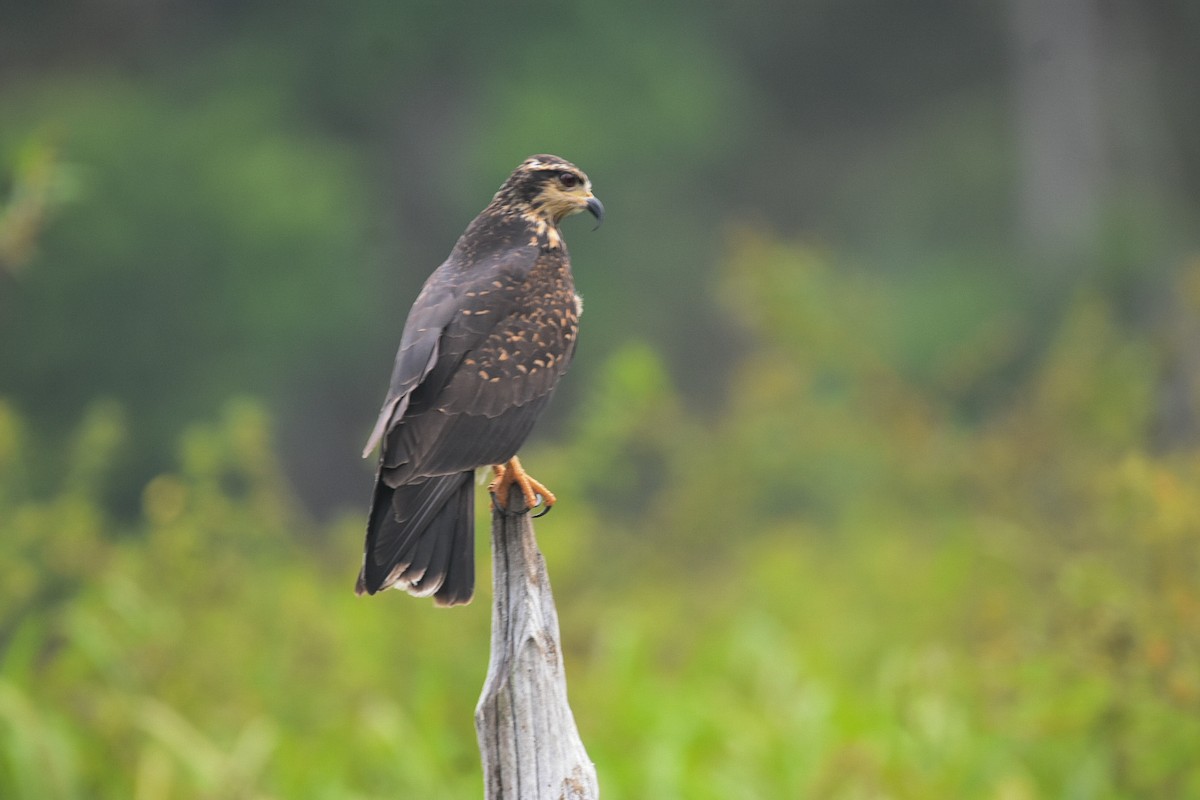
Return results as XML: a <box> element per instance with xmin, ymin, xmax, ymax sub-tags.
<box><xmin>558</xmin><ymin>172</ymin><xmax>579</xmax><ymax>189</ymax></box>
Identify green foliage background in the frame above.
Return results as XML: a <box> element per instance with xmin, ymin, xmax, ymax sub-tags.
<box><xmin>3</xmin><ymin>2</ymin><xmax>1200</xmax><ymax>798</ymax></box>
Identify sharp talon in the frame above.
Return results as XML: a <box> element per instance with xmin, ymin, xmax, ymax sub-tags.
<box><xmin>487</xmin><ymin>456</ymin><xmax>556</xmax><ymax>517</ymax></box>
<box><xmin>489</xmin><ymin>491</ymin><xmax>512</xmax><ymax>517</ymax></box>
<box><xmin>532</xmin><ymin>503</ymin><xmax>552</xmax><ymax>519</ymax></box>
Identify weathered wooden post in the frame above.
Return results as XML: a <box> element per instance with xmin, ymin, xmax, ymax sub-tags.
<box><xmin>475</xmin><ymin>486</ymin><xmax>599</xmax><ymax>799</ymax></box>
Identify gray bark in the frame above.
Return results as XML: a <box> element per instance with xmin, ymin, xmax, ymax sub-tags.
<box><xmin>475</xmin><ymin>488</ymin><xmax>599</xmax><ymax>800</ymax></box>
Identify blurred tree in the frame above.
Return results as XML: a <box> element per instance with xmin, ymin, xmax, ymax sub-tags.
<box><xmin>1011</xmin><ymin>0</ymin><xmax>1108</xmax><ymax>265</ymax></box>
<box><xmin>1</xmin><ymin>0</ymin><xmax>1197</xmax><ymax>514</ymax></box>
<box><xmin>0</xmin><ymin>80</ymin><xmax>380</xmax><ymax>513</ymax></box>
<box><xmin>0</xmin><ymin>137</ymin><xmax>76</xmax><ymax>277</ymax></box>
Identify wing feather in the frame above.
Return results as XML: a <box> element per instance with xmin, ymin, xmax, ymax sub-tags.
<box><xmin>363</xmin><ymin>244</ymin><xmax>541</xmax><ymax>459</ymax></box>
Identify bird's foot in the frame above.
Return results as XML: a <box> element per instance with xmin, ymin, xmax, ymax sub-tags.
<box><xmin>489</xmin><ymin>456</ymin><xmax>556</xmax><ymax>517</ymax></box>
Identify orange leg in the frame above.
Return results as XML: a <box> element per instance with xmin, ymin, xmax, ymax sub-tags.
<box><xmin>488</xmin><ymin>456</ymin><xmax>556</xmax><ymax>516</ymax></box>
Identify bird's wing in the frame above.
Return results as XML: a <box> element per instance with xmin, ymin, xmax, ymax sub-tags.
<box><xmin>364</xmin><ymin>244</ymin><xmax>550</xmax><ymax>459</ymax></box>
<box><xmin>362</xmin><ymin>271</ymin><xmax>461</xmax><ymax>457</ymax></box>
<box><xmin>378</xmin><ymin>248</ymin><xmax>579</xmax><ymax>478</ymax></box>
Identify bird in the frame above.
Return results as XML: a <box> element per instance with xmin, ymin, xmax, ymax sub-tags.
<box><xmin>356</xmin><ymin>155</ymin><xmax>603</xmax><ymax>606</ymax></box>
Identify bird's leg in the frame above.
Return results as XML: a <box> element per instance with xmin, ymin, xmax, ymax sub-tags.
<box><xmin>488</xmin><ymin>456</ymin><xmax>556</xmax><ymax>516</ymax></box>
<box><xmin>488</xmin><ymin>464</ymin><xmax>505</xmax><ymax>514</ymax></box>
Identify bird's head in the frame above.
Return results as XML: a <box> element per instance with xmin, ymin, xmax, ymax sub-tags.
<box><xmin>494</xmin><ymin>155</ymin><xmax>604</xmax><ymax>228</ymax></box>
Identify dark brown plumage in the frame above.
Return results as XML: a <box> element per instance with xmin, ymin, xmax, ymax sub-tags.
<box><xmin>357</xmin><ymin>155</ymin><xmax>602</xmax><ymax>605</ymax></box>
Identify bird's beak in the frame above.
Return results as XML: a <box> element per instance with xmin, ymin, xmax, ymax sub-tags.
<box><xmin>585</xmin><ymin>195</ymin><xmax>604</xmax><ymax>229</ymax></box>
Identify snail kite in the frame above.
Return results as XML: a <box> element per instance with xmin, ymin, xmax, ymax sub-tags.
<box><xmin>357</xmin><ymin>155</ymin><xmax>603</xmax><ymax>605</ymax></box>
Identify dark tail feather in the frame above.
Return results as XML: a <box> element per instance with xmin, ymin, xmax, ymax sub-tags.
<box><xmin>357</xmin><ymin>471</ymin><xmax>476</xmax><ymax>604</ymax></box>
<box><xmin>431</xmin><ymin>483</ymin><xmax>475</xmax><ymax>606</ymax></box>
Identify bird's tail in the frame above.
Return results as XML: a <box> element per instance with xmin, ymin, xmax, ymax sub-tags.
<box><xmin>356</xmin><ymin>471</ymin><xmax>475</xmax><ymax>606</ymax></box>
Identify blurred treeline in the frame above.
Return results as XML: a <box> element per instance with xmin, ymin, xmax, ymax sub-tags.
<box><xmin>3</xmin><ymin>1</ymin><xmax>1200</xmax><ymax>798</ymax></box>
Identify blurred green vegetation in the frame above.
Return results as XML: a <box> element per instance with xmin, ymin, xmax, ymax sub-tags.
<box><xmin>4</xmin><ymin>238</ymin><xmax>1200</xmax><ymax>798</ymax></box>
<box><xmin>4</xmin><ymin>2</ymin><xmax>1200</xmax><ymax>798</ymax></box>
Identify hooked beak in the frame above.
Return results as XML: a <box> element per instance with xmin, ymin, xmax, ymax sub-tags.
<box><xmin>585</xmin><ymin>195</ymin><xmax>604</xmax><ymax>229</ymax></box>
